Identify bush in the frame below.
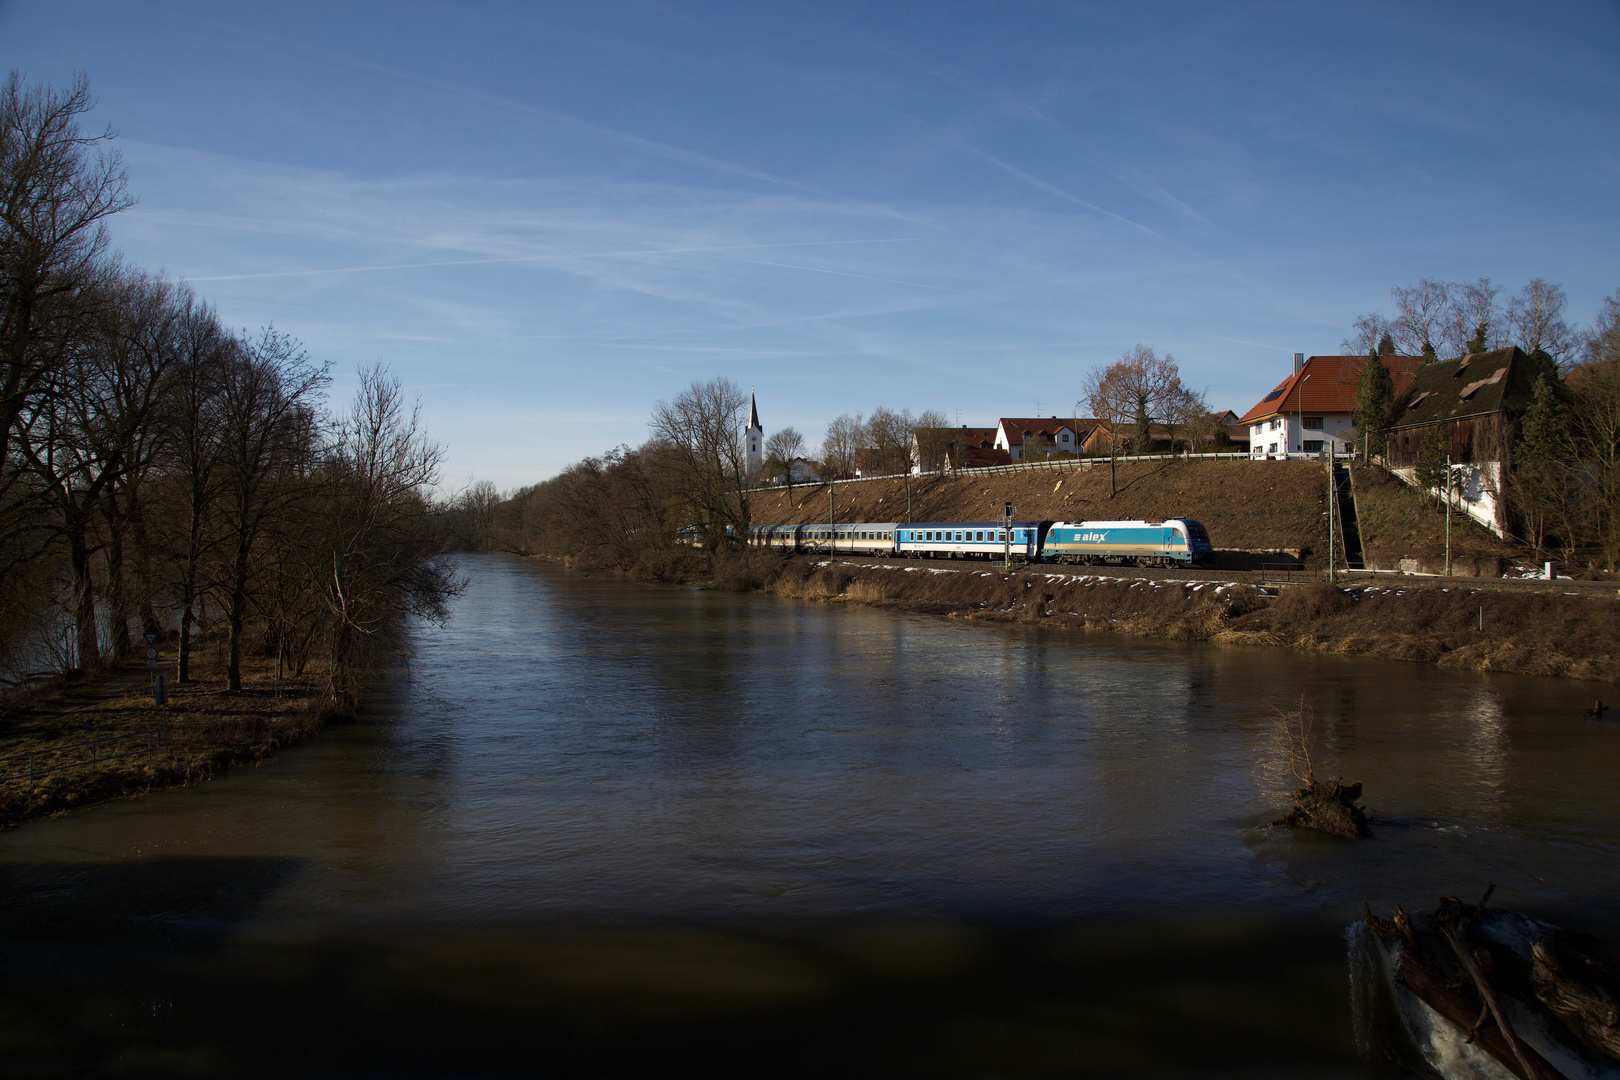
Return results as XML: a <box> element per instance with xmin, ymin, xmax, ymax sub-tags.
<box><xmin>711</xmin><ymin>548</ymin><xmax>785</xmax><ymax>592</ymax></box>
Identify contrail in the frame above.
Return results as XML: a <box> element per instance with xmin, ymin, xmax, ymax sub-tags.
<box><xmin>182</xmin><ymin>238</ymin><xmax>916</xmax><ymax>283</ymax></box>
<box><xmin>741</xmin><ymin>260</ymin><xmax>962</xmax><ymax>292</ymax></box>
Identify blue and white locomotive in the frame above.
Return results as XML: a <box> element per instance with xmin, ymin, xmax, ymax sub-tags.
<box><xmin>1044</xmin><ymin>518</ymin><xmax>1212</xmax><ymax>567</ymax></box>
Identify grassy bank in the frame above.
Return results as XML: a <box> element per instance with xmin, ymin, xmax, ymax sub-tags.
<box><xmin>0</xmin><ymin>653</ymin><xmax>329</xmax><ymax>829</ymax></box>
<box><xmin>768</xmin><ymin>558</ymin><xmax>1620</xmax><ymax>683</ymax></box>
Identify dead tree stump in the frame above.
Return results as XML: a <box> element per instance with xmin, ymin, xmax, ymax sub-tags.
<box><xmin>1273</xmin><ymin>778</ymin><xmax>1370</xmax><ymax>839</ymax></box>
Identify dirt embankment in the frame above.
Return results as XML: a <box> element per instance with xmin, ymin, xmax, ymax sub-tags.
<box><xmin>753</xmin><ymin>459</ymin><xmax>1541</xmax><ymax>575</ymax></box>
<box><xmin>756</xmin><ymin>460</ymin><xmax>1329</xmax><ymax>566</ymax></box>
<box><xmin>0</xmin><ymin>656</ymin><xmax>329</xmax><ymax>829</ymax></box>
<box><xmin>768</xmin><ymin>559</ymin><xmax>1620</xmax><ymax>683</ymax></box>
<box><xmin>1351</xmin><ymin>465</ymin><xmax>1525</xmax><ymax>576</ymax></box>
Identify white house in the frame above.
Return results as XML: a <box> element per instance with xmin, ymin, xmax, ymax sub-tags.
<box><xmin>1239</xmin><ymin>353</ymin><xmax>1421</xmax><ymax>459</ymax></box>
<box><xmin>994</xmin><ymin>417</ymin><xmax>1078</xmax><ymax>461</ymax></box>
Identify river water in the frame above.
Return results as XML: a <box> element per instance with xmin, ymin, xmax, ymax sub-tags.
<box><xmin>2</xmin><ymin>554</ymin><xmax>1617</xmax><ymax>1077</ymax></box>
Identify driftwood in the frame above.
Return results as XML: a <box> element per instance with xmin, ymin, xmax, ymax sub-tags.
<box><xmin>1273</xmin><ymin>778</ymin><xmax>1370</xmax><ymax>839</ymax></box>
<box><xmin>1366</xmin><ymin>903</ymin><xmax>1561</xmax><ymax>1080</ymax></box>
<box><xmin>1531</xmin><ymin>940</ymin><xmax>1620</xmax><ymax>1062</ymax></box>
<box><xmin>1434</xmin><ymin>891</ymin><xmax>1543</xmax><ymax>1080</ymax></box>
<box><xmin>1365</xmin><ymin>889</ymin><xmax>1620</xmax><ymax>1079</ymax></box>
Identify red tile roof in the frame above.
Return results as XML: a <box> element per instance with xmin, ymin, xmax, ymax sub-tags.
<box><xmin>1239</xmin><ymin>355</ymin><xmax>1421</xmax><ymax>425</ymax></box>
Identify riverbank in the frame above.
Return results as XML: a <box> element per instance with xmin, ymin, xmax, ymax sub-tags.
<box><xmin>768</xmin><ymin>557</ymin><xmax>1620</xmax><ymax>683</ymax></box>
<box><xmin>0</xmin><ymin>656</ymin><xmax>329</xmax><ymax>829</ymax></box>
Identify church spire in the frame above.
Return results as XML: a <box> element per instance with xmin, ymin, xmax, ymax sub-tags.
<box><xmin>749</xmin><ymin>388</ymin><xmax>760</xmax><ymax>430</ymax></box>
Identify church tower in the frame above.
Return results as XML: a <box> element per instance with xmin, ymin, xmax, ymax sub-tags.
<box><xmin>744</xmin><ymin>390</ymin><xmax>764</xmax><ymax>476</ymax></box>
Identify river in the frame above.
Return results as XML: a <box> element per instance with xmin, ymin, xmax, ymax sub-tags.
<box><xmin>2</xmin><ymin>553</ymin><xmax>1617</xmax><ymax>1076</ymax></box>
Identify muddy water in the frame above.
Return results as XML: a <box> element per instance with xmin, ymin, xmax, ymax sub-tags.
<box><xmin>2</xmin><ymin>554</ymin><xmax>1616</xmax><ymax>1077</ymax></box>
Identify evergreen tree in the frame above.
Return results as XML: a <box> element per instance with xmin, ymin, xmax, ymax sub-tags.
<box><xmin>1511</xmin><ymin>373</ymin><xmax>1571</xmax><ymax>554</ymax></box>
<box><xmin>1465</xmin><ymin>321</ymin><xmax>1490</xmax><ymax>354</ymax></box>
<box><xmin>1420</xmin><ymin>341</ymin><xmax>1439</xmax><ymax>365</ymax></box>
<box><xmin>1354</xmin><ymin>350</ymin><xmax>1394</xmax><ymax>458</ymax></box>
<box><xmin>1377</xmin><ymin>331</ymin><xmax>1396</xmax><ymax>357</ymax></box>
<box><xmin>1132</xmin><ymin>398</ymin><xmax>1153</xmax><ymax>454</ymax></box>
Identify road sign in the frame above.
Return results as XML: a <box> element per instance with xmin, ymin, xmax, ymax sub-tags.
<box><xmin>145</xmin><ymin>645</ymin><xmax>159</xmax><ymax>668</ymax></box>
<box><xmin>153</xmin><ymin>673</ymin><xmax>168</xmax><ymax>705</ymax></box>
<box><xmin>144</xmin><ymin>630</ymin><xmax>159</xmax><ymax>645</ymax></box>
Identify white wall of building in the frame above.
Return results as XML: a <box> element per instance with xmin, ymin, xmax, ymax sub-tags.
<box><xmin>1248</xmin><ymin>413</ymin><xmax>1359</xmax><ymax>458</ymax></box>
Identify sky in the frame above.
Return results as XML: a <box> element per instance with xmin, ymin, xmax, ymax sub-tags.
<box><xmin>3</xmin><ymin>1</ymin><xmax>1618</xmax><ymax>491</ymax></box>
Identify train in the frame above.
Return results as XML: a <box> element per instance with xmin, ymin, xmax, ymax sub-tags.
<box><xmin>748</xmin><ymin>517</ymin><xmax>1213</xmax><ymax>567</ymax></box>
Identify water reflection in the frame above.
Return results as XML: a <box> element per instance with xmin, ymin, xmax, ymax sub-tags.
<box><xmin>1</xmin><ymin>553</ymin><xmax>1616</xmax><ymax>1075</ymax></box>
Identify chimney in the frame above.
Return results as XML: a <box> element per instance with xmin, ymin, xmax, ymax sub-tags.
<box><xmin>1293</xmin><ymin>352</ymin><xmax>1305</xmax><ymax>374</ymax></box>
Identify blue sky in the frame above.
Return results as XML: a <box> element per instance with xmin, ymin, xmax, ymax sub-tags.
<box><xmin>4</xmin><ymin>1</ymin><xmax>1617</xmax><ymax>490</ymax></box>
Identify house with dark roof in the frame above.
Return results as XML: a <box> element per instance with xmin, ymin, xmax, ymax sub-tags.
<box><xmin>994</xmin><ymin>417</ymin><xmax>1079</xmax><ymax>461</ymax></box>
<box><xmin>1384</xmin><ymin>347</ymin><xmax>1543</xmax><ymax>466</ymax></box>
<box><xmin>1381</xmin><ymin>347</ymin><xmax>1548</xmax><ymax>536</ymax></box>
<box><xmin>1240</xmin><ymin>353</ymin><xmax>1422</xmax><ymax>459</ymax></box>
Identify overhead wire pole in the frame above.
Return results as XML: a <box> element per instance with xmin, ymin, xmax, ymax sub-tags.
<box><xmin>1003</xmin><ymin>502</ymin><xmax>1013</xmax><ymax>571</ymax></box>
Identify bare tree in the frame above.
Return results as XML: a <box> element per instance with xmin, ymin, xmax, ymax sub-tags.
<box><xmin>1</xmin><ymin>72</ymin><xmax>132</xmax><ymax>482</ymax></box>
<box><xmin>649</xmin><ymin>376</ymin><xmax>751</xmax><ymax>549</ymax></box>
<box><xmin>865</xmin><ymin>406</ymin><xmax>914</xmax><ymax>475</ymax></box>
<box><xmin>454</xmin><ymin>479</ymin><xmax>501</xmax><ymax>549</ymax></box>
<box><xmin>215</xmin><ymin>327</ymin><xmax>329</xmax><ymax>692</ymax></box>
<box><xmin>1083</xmin><ymin>345</ymin><xmax>1189</xmax><ymax>493</ymax></box>
<box><xmin>820</xmin><ymin>412</ymin><xmax>864</xmax><ymax>479</ymax></box>
<box><xmin>911</xmin><ymin>409</ymin><xmax>951</xmax><ymax>473</ymax></box>
<box><xmin>1161</xmin><ymin>384</ymin><xmax>1211</xmax><ymax>452</ymax></box>
<box><xmin>320</xmin><ymin>365</ymin><xmax>458</xmax><ymax>713</ymax></box>
<box><xmin>11</xmin><ymin>270</ymin><xmax>177</xmax><ymax>669</ymax></box>
<box><xmin>1390</xmin><ymin>279</ymin><xmax>1451</xmax><ymax>357</ymax></box>
<box><xmin>146</xmin><ymin>293</ymin><xmax>233</xmax><ymax>680</ymax></box>
<box><xmin>762</xmin><ymin>426</ymin><xmax>806</xmax><ymax>489</ymax></box>
<box><xmin>1342</xmin><ymin>312</ymin><xmax>1393</xmax><ymax>355</ymax></box>
<box><xmin>1584</xmin><ymin>290</ymin><xmax>1620</xmax><ymax>369</ymax></box>
<box><xmin>1568</xmin><ymin>347</ymin><xmax>1620</xmax><ymax>571</ymax></box>
<box><xmin>1507</xmin><ymin>278</ymin><xmax>1577</xmax><ymax>367</ymax></box>
<box><xmin>1440</xmin><ymin>277</ymin><xmax>1503</xmax><ymax>357</ymax></box>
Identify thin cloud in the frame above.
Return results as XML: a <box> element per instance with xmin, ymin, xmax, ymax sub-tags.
<box><xmin>999</xmin><ymin>92</ymin><xmax>1215</xmax><ymax>228</ymax></box>
<box><xmin>965</xmin><ymin>147</ymin><xmax>1167</xmax><ymax>242</ymax></box>
<box><xmin>189</xmin><ymin>15</ymin><xmax>824</xmax><ymax>196</ymax></box>
<box><xmin>182</xmin><ymin>238</ymin><xmax>916</xmax><ymax>283</ymax></box>
<box><xmin>740</xmin><ymin>260</ymin><xmax>964</xmax><ymax>292</ymax></box>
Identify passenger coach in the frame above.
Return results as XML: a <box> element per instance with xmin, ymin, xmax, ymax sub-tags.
<box><xmin>750</xmin><ymin>522</ymin><xmax>899</xmax><ymax>555</ymax></box>
<box><xmin>895</xmin><ymin>520</ymin><xmax>1050</xmax><ymax>560</ymax></box>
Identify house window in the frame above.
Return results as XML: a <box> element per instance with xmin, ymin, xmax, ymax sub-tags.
<box><xmin>1270</xmin><ymin>418</ymin><xmax>1280</xmax><ymax>431</ymax></box>
<box><xmin>1061</xmin><ymin>432</ymin><xmax>1069</xmax><ymax>443</ymax></box>
<box><xmin>1303</xmin><ymin>440</ymin><xmax>1324</xmax><ymax>453</ymax></box>
<box><xmin>1304</xmin><ymin>417</ymin><xmax>1323</xmax><ymax>429</ymax></box>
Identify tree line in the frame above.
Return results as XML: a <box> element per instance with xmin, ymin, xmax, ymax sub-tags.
<box><xmin>1</xmin><ymin>72</ymin><xmax>456</xmax><ymax>707</ymax></box>
<box><xmin>1345</xmin><ymin>278</ymin><xmax>1620</xmax><ymax>572</ymax></box>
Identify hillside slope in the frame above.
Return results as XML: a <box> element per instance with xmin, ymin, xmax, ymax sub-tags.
<box><xmin>751</xmin><ymin>459</ymin><xmax>1332</xmax><ymax>566</ymax></box>
<box><xmin>751</xmin><ymin>459</ymin><xmax>1544</xmax><ymax>575</ymax></box>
